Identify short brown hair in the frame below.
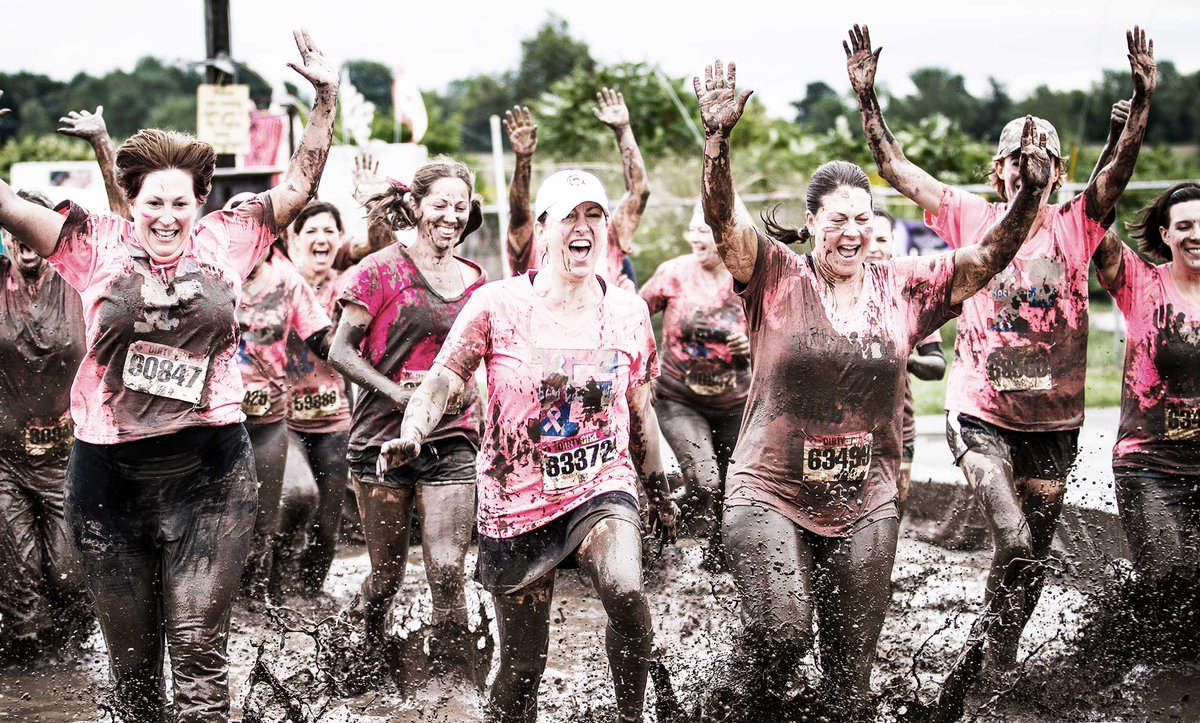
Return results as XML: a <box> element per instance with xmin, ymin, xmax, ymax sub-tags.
<box><xmin>116</xmin><ymin>129</ymin><xmax>215</xmax><ymax>202</ymax></box>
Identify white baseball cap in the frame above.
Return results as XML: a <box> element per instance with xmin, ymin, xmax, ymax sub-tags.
<box><xmin>534</xmin><ymin>169</ymin><xmax>610</xmax><ymax>222</ymax></box>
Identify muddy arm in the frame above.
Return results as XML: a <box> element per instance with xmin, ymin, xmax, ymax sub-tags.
<box><xmin>327</xmin><ymin>302</ymin><xmax>411</xmax><ymax>410</ymax></box>
<box><xmin>595</xmin><ymin>88</ymin><xmax>650</xmax><ymax>255</ymax></box>
<box><xmin>268</xmin><ymin>29</ymin><xmax>339</xmax><ymax>231</ymax></box>
<box><xmin>950</xmin><ymin>118</ymin><xmax>1051</xmax><ymax>306</ymax></box>
<box><xmin>845</xmin><ymin>24</ymin><xmax>944</xmax><ymax>215</ymax></box>
<box><xmin>503</xmin><ymin>106</ymin><xmax>537</xmax><ymax>274</ymax></box>
<box><xmin>627</xmin><ymin>381</ymin><xmax>678</xmax><ymax>542</ymax></box>
<box><xmin>57</xmin><ymin>106</ymin><xmax>130</xmax><ymax>220</ymax></box>
<box><xmin>0</xmin><ymin>181</ymin><xmax>65</xmax><ymax>258</ymax></box>
<box><xmin>694</xmin><ymin>59</ymin><xmax>758</xmax><ymax>284</ymax></box>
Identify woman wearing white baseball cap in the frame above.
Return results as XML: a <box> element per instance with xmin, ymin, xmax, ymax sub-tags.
<box><xmin>847</xmin><ymin>23</ymin><xmax>1156</xmax><ymax>674</ymax></box>
<box><xmin>377</xmin><ymin>167</ymin><xmax>677</xmax><ymax>722</ymax></box>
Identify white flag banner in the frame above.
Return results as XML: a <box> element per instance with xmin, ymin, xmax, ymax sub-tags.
<box><xmin>392</xmin><ymin>66</ymin><xmax>428</xmax><ymax>144</ymax></box>
<box><xmin>340</xmin><ymin>69</ymin><xmax>376</xmax><ymax>147</ymax></box>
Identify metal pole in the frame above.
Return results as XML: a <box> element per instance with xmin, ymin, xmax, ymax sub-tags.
<box><xmin>204</xmin><ymin>0</ymin><xmax>236</xmax><ymax>168</ymax></box>
<box><xmin>490</xmin><ymin>114</ymin><xmax>511</xmax><ymax>277</ymax></box>
<box><xmin>656</xmin><ymin>69</ymin><xmax>704</xmax><ymax>149</ymax></box>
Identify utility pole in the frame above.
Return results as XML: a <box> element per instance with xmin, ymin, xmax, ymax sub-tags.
<box><xmin>204</xmin><ymin>0</ymin><xmax>235</xmax><ymax>167</ymax></box>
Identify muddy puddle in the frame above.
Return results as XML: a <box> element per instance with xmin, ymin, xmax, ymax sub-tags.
<box><xmin>2</xmin><ymin>527</ymin><xmax>1196</xmax><ymax>722</ymax></box>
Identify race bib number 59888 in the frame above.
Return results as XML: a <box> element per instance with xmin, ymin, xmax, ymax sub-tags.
<box><xmin>122</xmin><ymin>340</ymin><xmax>208</xmax><ymax>404</ymax></box>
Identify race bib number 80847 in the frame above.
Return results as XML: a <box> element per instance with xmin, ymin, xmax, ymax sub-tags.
<box><xmin>122</xmin><ymin>340</ymin><xmax>208</xmax><ymax>404</ymax></box>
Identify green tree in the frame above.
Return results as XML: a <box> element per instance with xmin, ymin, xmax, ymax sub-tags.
<box><xmin>536</xmin><ymin>63</ymin><xmax>700</xmax><ymax>160</ymax></box>
<box><xmin>511</xmin><ymin>13</ymin><xmax>594</xmax><ymax>102</ymax></box>
<box><xmin>345</xmin><ymin>60</ymin><xmax>394</xmax><ymax>116</ymax></box>
<box><xmin>0</xmin><ymin>134</ymin><xmax>95</xmax><ymax>182</ymax></box>
<box><xmin>791</xmin><ymin>81</ymin><xmax>849</xmax><ymax>131</ymax></box>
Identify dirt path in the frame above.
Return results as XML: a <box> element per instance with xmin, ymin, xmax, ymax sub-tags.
<box><xmin>1</xmin><ymin>528</ymin><xmax>1195</xmax><ymax>722</ymax></box>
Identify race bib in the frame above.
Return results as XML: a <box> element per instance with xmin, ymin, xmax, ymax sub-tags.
<box><xmin>985</xmin><ymin>347</ymin><xmax>1051</xmax><ymax>392</ymax></box>
<box><xmin>398</xmin><ymin>370</ymin><xmax>464</xmax><ymax>415</ymax></box>
<box><xmin>802</xmin><ymin>432</ymin><xmax>873</xmax><ymax>483</ymax></box>
<box><xmin>122</xmin><ymin>340</ymin><xmax>208</xmax><ymax>404</ymax></box>
<box><xmin>241</xmin><ymin>387</ymin><xmax>271</xmax><ymax>417</ymax></box>
<box><xmin>540</xmin><ymin>431</ymin><xmax>617</xmax><ymax>492</ymax></box>
<box><xmin>684</xmin><ymin>366</ymin><xmax>737</xmax><ymax>397</ymax></box>
<box><xmin>24</xmin><ymin>419</ymin><xmax>73</xmax><ymax>456</ymax></box>
<box><xmin>291</xmin><ymin>386</ymin><xmax>342</xmax><ymax>420</ymax></box>
<box><xmin>1165</xmin><ymin>399</ymin><xmax>1200</xmax><ymax>442</ymax></box>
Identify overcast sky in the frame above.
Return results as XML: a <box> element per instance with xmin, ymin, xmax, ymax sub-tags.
<box><xmin>4</xmin><ymin>0</ymin><xmax>1197</xmax><ymax>119</ymax></box>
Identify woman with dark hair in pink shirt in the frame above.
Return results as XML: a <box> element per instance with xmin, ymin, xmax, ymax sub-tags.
<box><xmin>327</xmin><ymin>156</ymin><xmax>488</xmax><ymax>676</ymax></box>
<box><xmin>1094</xmin><ymin>184</ymin><xmax>1200</xmax><ymax>584</ymax></box>
<box><xmin>694</xmin><ymin>57</ymin><xmax>1049</xmax><ymax>714</ymax></box>
<box><xmin>0</xmin><ymin>30</ymin><xmax>338</xmax><ymax>722</ymax></box>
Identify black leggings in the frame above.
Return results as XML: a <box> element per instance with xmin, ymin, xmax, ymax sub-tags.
<box><xmin>723</xmin><ymin>504</ymin><xmax>898</xmax><ymax>711</ymax></box>
<box><xmin>241</xmin><ymin>419</ymin><xmax>288</xmax><ymax>598</ymax></box>
<box><xmin>65</xmin><ymin>424</ymin><xmax>257</xmax><ymax>723</ymax></box>
<box><xmin>285</xmin><ymin>429</ymin><xmax>349</xmax><ymax>594</ymax></box>
<box><xmin>1115</xmin><ymin>469</ymin><xmax>1200</xmax><ymax>580</ymax></box>
<box><xmin>655</xmin><ymin>398</ymin><xmax>743</xmax><ymax>540</ymax></box>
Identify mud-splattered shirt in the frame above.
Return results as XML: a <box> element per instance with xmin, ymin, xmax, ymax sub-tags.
<box><xmin>926</xmin><ymin>186</ymin><xmax>1106</xmax><ymax>432</ymax></box>
<box><xmin>1102</xmin><ymin>244</ymin><xmax>1200</xmax><ymax>475</ymax></box>
<box><xmin>640</xmin><ymin>254</ymin><xmax>750</xmax><ymax>410</ymax></box>
<box><xmin>510</xmin><ymin>226</ymin><xmax>626</xmax><ymax>285</ymax></box>
<box><xmin>236</xmin><ymin>253</ymin><xmax>331</xmax><ymax>425</ymax></box>
<box><xmin>0</xmin><ymin>258</ymin><xmax>85</xmax><ymax>455</ymax></box>
<box><xmin>341</xmin><ymin>245</ymin><xmax>486</xmax><ymax>461</ymax></box>
<box><xmin>902</xmin><ymin>332</ymin><xmax>945</xmax><ymax>446</ymax></box>
<box><xmin>286</xmin><ymin>268</ymin><xmax>351</xmax><ymax>434</ymax></box>
<box><xmin>726</xmin><ymin>234</ymin><xmax>959</xmax><ymax>537</ymax></box>
<box><xmin>48</xmin><ymin>195</ymin><xmax>278</xmax><ymax>444</ymax></box>
<box><xmin>435</xmin><ymin>272</ymin><xmax>659</xmax><ymax>539</ymax></box>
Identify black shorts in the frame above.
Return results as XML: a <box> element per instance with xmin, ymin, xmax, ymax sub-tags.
<box><xmin>946</xmin><ymin>413</ymin><xmax>1079</xmax><ymax>480</ymax></box>
<box><xmin>476</xmin><ymin>491</ymin><xmax>641</xmax><ymax>595</ymax></box>
<box><xmin>349</xmin><ymin>437</ymin><xmax>476</xmax><ymax>488</ymax></box>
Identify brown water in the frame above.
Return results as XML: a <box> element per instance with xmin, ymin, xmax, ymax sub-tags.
<box><xmin>2</xmin><ymin>528</ymin><xmax>1196</xmax><ymax>722</ymax></box>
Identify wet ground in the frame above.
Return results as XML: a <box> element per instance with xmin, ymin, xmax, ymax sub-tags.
<box><xmin>2</xmin><ymin>524</ymin><xmax>1196</xmax><ymax>722</ymax></box>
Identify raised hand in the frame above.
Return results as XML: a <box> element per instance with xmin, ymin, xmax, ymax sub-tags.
<box><xmin>1018</xmin><ymin>116</ymin><xmax>1052</xmax><ymax>192</ymax></box>
<box><xmin>1126</xmin><ymin>26</ymin><xmax>1156</xmax><ymax>99</ymax></box>
<box><xmin>592</xmin><ymin>87</ymin><xmax>630</xmax><ymax>129</ymax></box>
<box><xmin>502</xmin><ymin>106</ymin><xmax>537</xmax><ymax>157</ymax></box>
<box><xmin>287</xmin><ymin>28</ymin><xmax>338</xmax><ymax>92</ymax></box>
<box><xmin>57</xmin><ymin>106</ymin><xmax>109</xmax><ymax>141</ymax></box>
<box><xmin>376</xmin><ymin>436</ymin><xmax>421</xmax><ymax>478</ymax></box>
<box><xmin>844</xmin><ymin>24</ymin><xmax>882</xmax><ymax>96</ymax></box>
<box><xmin>351</xmin><ymin>149</ymin><xmax>388</xmax><ymax>203</ymax></box>
<box><xmin>693</xmin><ymin>59</ymin><xmax>753</xmax><ymax>138</ymax></box>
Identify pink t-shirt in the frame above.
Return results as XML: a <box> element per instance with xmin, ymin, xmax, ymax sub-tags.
<box><xmin>435</xmin><ymin>273</ymin><xmax>659</xmax><ymax>539</ymax></box>
<box><xmin>49</xmin><ymin>194</ymin><xmax>278</xmax><ymax>444</ymax></box>
<box><xmin>286</xmin><ymin>268</ymin><xmax>351</xmax><ymax>434</ymax></box>
<box><xmin>926</xmin><ymin>187</ymin><xmax>1106</xmax><ymax>432</ymax></box>
<box><xmin>340</xmin><ymin>245</ymin><xmax>487</xmax><ymax>461</ymax></box>
<box><xmin>236</xmin><ymin>253</ymin><xmax>331</xmax><ymax>425</ymax></box>
<box><xmin>509</xmin><ymin>226</ymin><xmax>626</xmax><ymax>285</ymax></box>
<box><xmin>640</xmin><ymin>254</ymin><xmax>750</xmax><ymax>410</ymax></box>
<box><xmin>1102</xmin><ymin>244</ymin><xmax>1200</xmax><ymax>475</ymax></box>
<box><xmin>0</xmin><ymin>258</ymin><xmax>85</xmax><ymax>455</ymax></box>
<box><xmin>726</xmin><ymin>234</ymin><xmax>959</xmax><ymax>537</ymax></box>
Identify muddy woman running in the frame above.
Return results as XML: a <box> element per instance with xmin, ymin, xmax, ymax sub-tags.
<box><xmin>378</xmin><ymin>168</ymin><xmax>678</xmax><ymax>722</ymax></box>
<box><xmin>693</xmin><ymin>57</ymin><xmax>1053</xmax><ymax>717</ymax></box>
<box><xmin>847</xmin><ymin>24</ymin><xmax>1155</xmax><ymax>681</ymax></box>
<box><xmin>1094</xmin><ymin>183</ymin><xmax>1200</xmax><ymax>590</ymax></box>
<box><xmin>0</xmin><ymin>29</ymin><xmax>337</xmax><ymax>722</ymax></box>
<box><xmin>327</xmin><ymin>157</ymin><xmax>488</xmax><ymax>676</ymax></box>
